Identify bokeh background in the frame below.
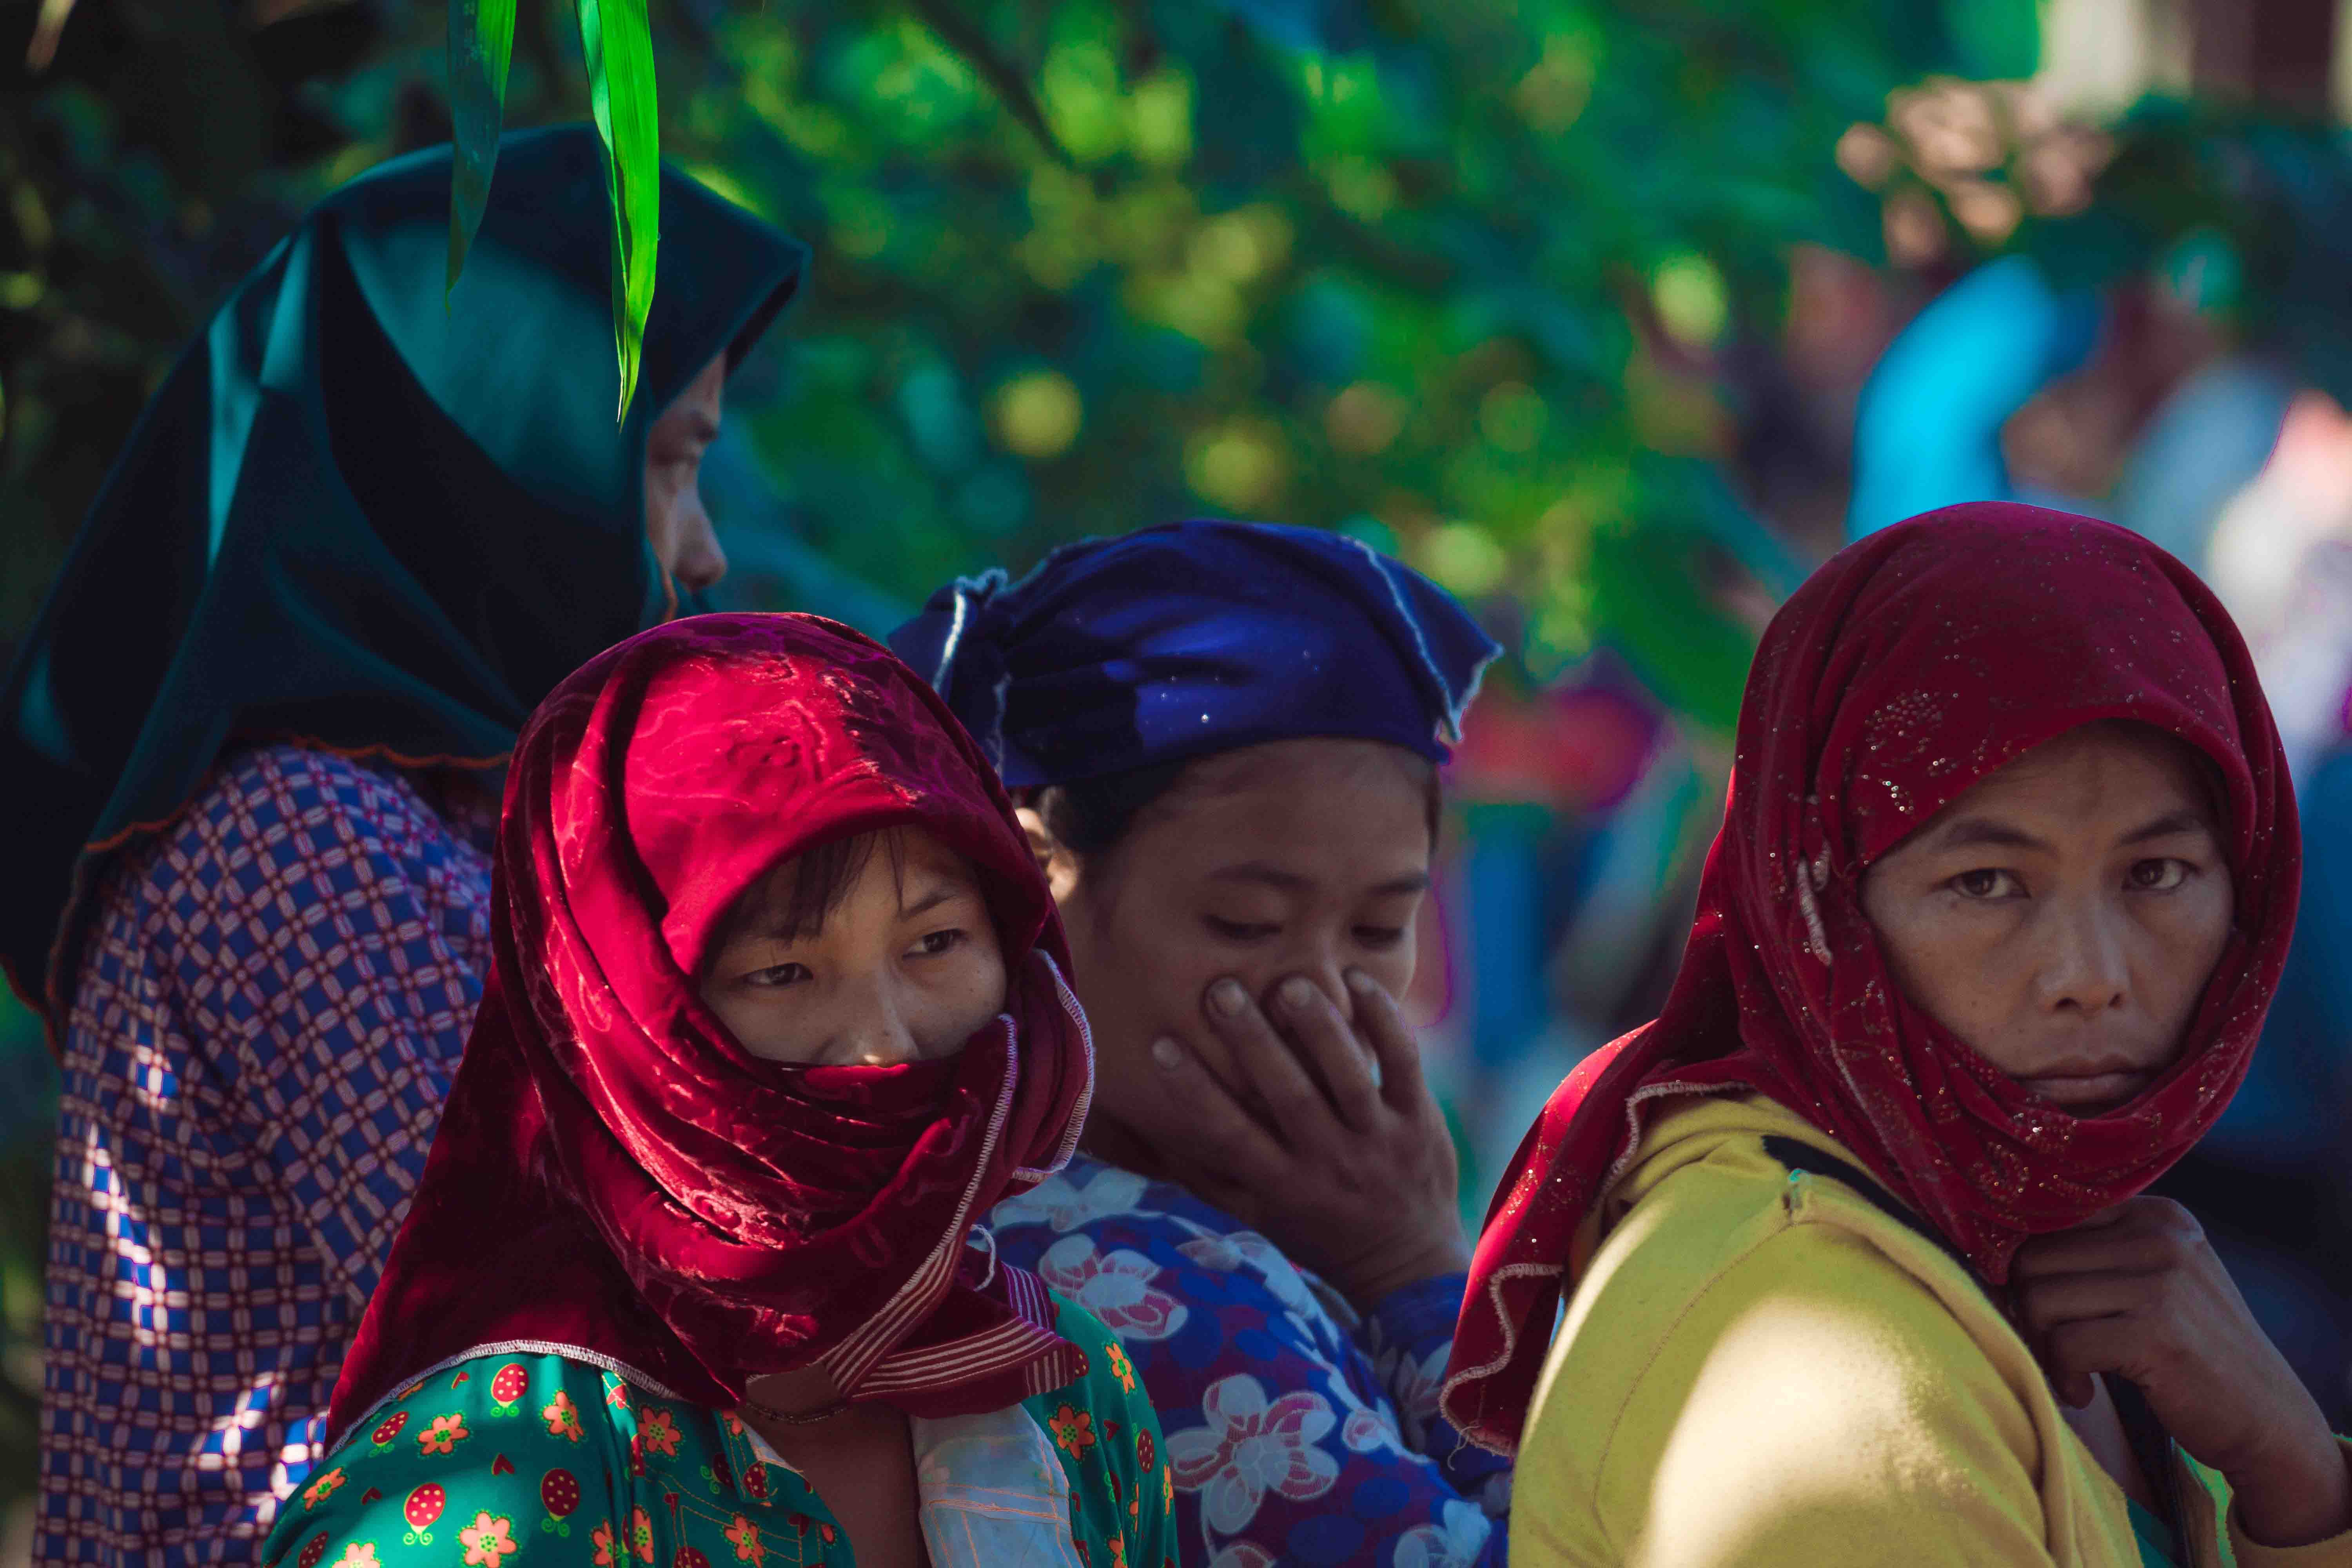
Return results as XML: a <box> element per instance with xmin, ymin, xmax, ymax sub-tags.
<box><xmin>9</xmin><ymin>0</ymin><xmax>2352</xmax><ymax>1557</ymax></box>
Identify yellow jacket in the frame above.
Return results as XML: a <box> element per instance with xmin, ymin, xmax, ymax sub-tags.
<box><xmin>1514</xmin><ymin>1091</ymin><xmax>2352</xmax><ymax>1568</ymax></box>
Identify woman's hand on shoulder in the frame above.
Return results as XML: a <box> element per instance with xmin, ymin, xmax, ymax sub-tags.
<box><xmin>2012</xmin><ymin>1196</ymin><xmax>2352</xmax><ymax>1547</ymax></box>
<box><xmin>1143</xmin><ymin>967</ymin><xmax>1469</xmax><ymax>1308</ymax></box>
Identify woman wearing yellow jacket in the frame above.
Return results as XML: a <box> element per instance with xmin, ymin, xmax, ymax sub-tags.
<box><xmin>1444</xmin><ymin>503</ymin><xmax>2352</xmax><ymax>1566</ymax></box>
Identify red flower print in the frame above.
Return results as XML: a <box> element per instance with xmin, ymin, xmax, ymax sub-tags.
<box><xmin>418</xmin><ymin>1414</ymin><xmax>470</xmax><ymax>1456</ymax></box>
<box><xmin>543</xmin><ymin>1390</ymin><xmax>585</xmax><ymax>1443</ymax></box>
<box><xmin>606</xmin><ymin>1380</ymin><xmax>633</xmax><ymax>1411</ymax></box>
<box><xmin>458</xmin><ymin>1511</ymin><xmax>519</xmax><ymax>1568</ymax></box>
<box><xmin>541</xmin><ymin>1468</ymin><xmax>580</xmax><ymax>1538</ymax></box>
<box><xmin>297</xmin><ymin>1534</ymin><xmax>330</xmax><ymax>1568</ymax></box>
<box><xmin>1107</xmin><ymin>1537</ymin><xmax>1127</xmax><ymax>1568</ymax></box>
<box><xmin>402</xmin><ymin>1483</ymin><xmax>446</xmax><ymax>1546</ymax></box>
<box><xmin>723</xmin><ymin>1516</ymin><xmax>763</xmax><ymax>1566</ymax></box>
<box><xmin>370</xmin><ymin>1411</ymin><xmax>409</xmax><ymax>1448</ymax></box>
<box><xmin>591</xmin><ymin>1520</ymin><xmax>619</xmax><ymax>1568</ymax></box>
<box><xmin>400</xmin><ymin>1381</ymin><xmax>426</xmax><ymax>1401</ymax></box>
<box><xmin>720</xmin><ymin>1411</ymin><xmax>744</xmax><ymax>1437</ymax></box>
<box><xmin>1104</xmin><ymin>1343</ymin><xmax>1137</xmax><ymax>1393</ymax></box>
<box><xmin>1047</xmin><ymin>1403</ymin><xmax>1095</xmax><ymax>1457</ymax></box>
<box><xmin>490</xmin><ymin>1363</ymin><xmax>530</xmax><ymax>1413</ymax></box>
<box><xmin>817</xmin><ymin>1523</ymin><xmax>836</xmax><ymax>1546</ymax></box>
<box><xmin>628</xmin><ymin>1506</ymin><xmax>655</xmax><ymax>1564</ymax></box>
<box><xmin>335</xmin><ymin>1546</ymin><xmax>379</xmax><ymax>1568</ymax></box>
<box><xmin>638</xmin><ymin>1407</ymin><xmax>682</xmax><ymax>1459</ymax></box>
<box><xmin>300</xmin><ymin>1468</ymin><xmax>346</xmax><ymax>1509</ymax></box>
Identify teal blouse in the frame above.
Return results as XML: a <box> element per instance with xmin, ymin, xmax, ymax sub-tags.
<box><xmin>263</xmin><ymin>1299</ymin><xmax>1171</xmax><ymax>1568</ymax></box>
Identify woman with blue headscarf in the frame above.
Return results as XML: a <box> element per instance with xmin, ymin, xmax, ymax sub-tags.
<box><xmin>2</xmin><ymin>127</ymin><xmax>804</xmax><ymax>1568</ymax></box>
<box><xmin>891</xmin><ymin>520</ymin><xmax>1511</xmax><ymax>1567</ymax></box>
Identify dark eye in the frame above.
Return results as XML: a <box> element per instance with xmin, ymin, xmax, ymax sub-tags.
<box><xmin>1205</xmin><ymin>916</ymin><xmax>1279</xmax><ymax>943</ymax></box>
<box><xmin>744</xmin><ymin>962</ymin><xmax>811</xmax><ymax>988</ymax></box>
<box><xmin>2129</xmin><ymin>858</ymin><xmax>2189</xmax><ymax>892</ymax></box>
<box><xmin>1353</xmin><ymin>926</ymin><xmax>1407</xmax><ymax>950</ymax></box>
<box><xmin>1950</xmin><ymin>868</ymin><xmax>2022</xmax><ymax>899</ymax></box>
<box><xmin>912</xmin><ymin>928</ymin><xmax>968</xmax><ymax>957</ymax></box>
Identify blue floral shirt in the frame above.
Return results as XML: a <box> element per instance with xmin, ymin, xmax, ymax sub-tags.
<box><xmin>991</xmin><ymin>1155</ymin><xmax>1509</xmax><ymax>1568</ymax></box>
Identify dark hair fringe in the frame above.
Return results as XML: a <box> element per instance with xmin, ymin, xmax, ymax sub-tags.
<box><xmin>1036</xmin><ymin>750</ymin><xmax>1445</xmax><ymax>864</ymax></box>
<box><xmin>708</xmin><ymin>829</ymin><xmax>906</xmax><ymax>965</ymax></box>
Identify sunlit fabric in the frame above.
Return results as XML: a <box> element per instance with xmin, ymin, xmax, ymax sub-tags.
<box><xmin>887</xmin><ymin>519</ymin><xmax>1501</xmax><ymax>787</ymax></box>
<box><xmin>328</xmin><ymin>614</ymin><xmax>1097</xmax><ymax>1443</ymax></box>
<box><xmin>1445</xmin><ymin>503</ymin><xmax>2299</xmax><ymax>1455</ymax></box>
<box><xmin>0</xmin><ymin>126</ymin><xmax>806</xmax><ymax>1045</ymax></box>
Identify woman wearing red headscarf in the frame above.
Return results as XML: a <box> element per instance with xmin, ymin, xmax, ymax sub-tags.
<box><xmin>1444</xmin><ymin>505</ymin><xmax>2352</xmax><ymax>1566</ymax></box>
<box><xmin>258</xmin><ymin>614</ymin><xmax>1172</xmax><ymax>1568</ymax></box>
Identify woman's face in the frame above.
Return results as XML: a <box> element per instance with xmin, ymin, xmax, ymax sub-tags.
<box><xmin>644</xmin><ymin>352</ymin><xmax>729</xmax><ymax>594</ymax></box>
<box><xmin>698</xmin><ymin>828</ymin><xmax>1008</xmax><ymax>1067</ymax></box>
<box><xmin>1037</xmin><ymin>738</ymin><xmax>1433</xmax><ymax>1148</ymax></box>
<box><xmin>1859</xmin><ymin>722</ymin><xmax>2234</xmax><ymax>1115</ymax></box>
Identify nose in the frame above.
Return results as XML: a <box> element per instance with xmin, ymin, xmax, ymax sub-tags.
<box><xmin>2036</xmin><ymin>894</ymin><xmax>2130</xmax><ymax>1019</ymax></box>
<box><xmin>834</xmin><ymin>974</ymin><xmax>924</xmax><ymax>1067</ymax></box>
<box><xmin>671</xmin><ymin>499</ymin><xmax>729</xmax><ymax>593</ymax></box>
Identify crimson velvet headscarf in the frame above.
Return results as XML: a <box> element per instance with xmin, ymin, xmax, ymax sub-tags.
<box><xmin>1443</xmin><ymin>503</ymin><xmax>2299</xmax><ymax>1456</ymax></box>
<box><xmin>328</xmin><ymin>614</ymin><xmax>1093</xmax><ymax>1445</ymax></box>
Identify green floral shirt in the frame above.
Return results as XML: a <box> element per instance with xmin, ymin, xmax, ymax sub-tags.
<box><xmin>263</xmin><ymin>1299</ymin><xmax>1171</xmax><ymax>1568</ymax></box>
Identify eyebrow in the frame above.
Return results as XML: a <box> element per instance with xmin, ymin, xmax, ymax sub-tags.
<box><xmin>729</xmin><ymin>877</ymin><xmax>974</xmax><ymax>947</ymax></box>
<box><xmin>1207</xmin><ymin>862</ymin><xmax>1431</xmax><ymax>898</ymax></box>
<box><xmin>1926</xmin><ymin>807</ymin><xmax>2213</xmax><ymax>855</ymax></box>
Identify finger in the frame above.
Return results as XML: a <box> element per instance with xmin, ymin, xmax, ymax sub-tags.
<box><xmin>2011</xmin><ymin>1212</ymin><xmax>2201</xmax><ymax>1281</ymax></box>
<box><xmin>2055</xmin><ymin>1371</ymin><xmax>2097</xmax><ymax>1409</ymax></box>
<box><xmin>1201</xmin><ymin>977</ymin><xmax>1354</xmax><ymax>1149</ymax></box>
<box><xmin>1345</xmin><ymin>969</ymin><xmax>1428</xmax><ymax>1113</ymax></box>
<box><xmin>1270</xmin><ymin>975</ymin><xmax>1383</xmax><ymax>1131</ymax></box>
<box><xmin>2014</xmin><ymin>1270</ymin><xmax>2151</xmax><ymax>1335</ymax></box>
<box><xmin>1147</xmin><ymin>1033</ymin><xmax>1295</xmax><ymax>1191</ymax></box>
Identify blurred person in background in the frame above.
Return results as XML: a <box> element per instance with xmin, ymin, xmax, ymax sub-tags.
<box><xmin>0</xmin><ymin>127</ymin><xmax>802</xmax><ymax>1568</ymax></box>
<box><xmin>1450</xmin><ymin>504</ymin><xmax>2352</xmax><ymax>1566</ymax></box>
<box><xmin>891</xmin><ymin>520</ymin><xmax>1512</xmax><ymax>1568</ymax></box>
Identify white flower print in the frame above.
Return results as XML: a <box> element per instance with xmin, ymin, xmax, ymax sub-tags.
<box><xmin>1034</xmin><ymin>1234</ymin><xmax>1190</xmax><ymax>1341</ymax></box>
<box><xmin>1392</xmin><ymin>1499</ymin><xmax>1494</xmax><ymax>1568</ymax></box>
<box><xmin>1167</xmin><ymin>1375</ymin><xmax>1340</xmax><ymax>1535</ymax></box>
<box><xmin>990</xmin><ymin>1165</ymin><xmax>1154</xmax><ymax>1234</ymax></box>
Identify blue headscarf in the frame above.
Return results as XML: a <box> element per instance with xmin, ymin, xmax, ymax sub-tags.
<box><xmin>888</xmin><ymin>521</ymin><xmax>1501</xmax><ymax>788</ymax></box>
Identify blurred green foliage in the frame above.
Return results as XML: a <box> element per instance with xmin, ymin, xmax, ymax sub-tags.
<box><xmin>0</xmin><ymin>0</ymin><xmax>2043</xmax><ymax>698</ymax></box>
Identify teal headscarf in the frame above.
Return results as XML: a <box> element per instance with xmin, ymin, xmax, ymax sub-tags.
<box><xmin>0</xmin><ymin>125</ymin><xmax>806</xmax><ymax>1032</ymax></box>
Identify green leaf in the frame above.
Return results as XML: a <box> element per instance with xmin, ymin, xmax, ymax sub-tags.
<box><xmin>446</xmin><ymin>0</ymin><xmax>517</xmax><ymax>298</ymax></box>
<box><xmin>577</xmin><ymin>0</ymin><xmax>661</xmax><ymax>421</ymax></box>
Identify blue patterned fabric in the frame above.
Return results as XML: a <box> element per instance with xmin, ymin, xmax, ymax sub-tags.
<box><xmin>37</xmin><ymin>744</ymin><xmax>495</xmax><ymax>1568</ymax></box>
<box><xmin>887</xmin><ymin>521</ymin><xmax>1502</xmax><ymax>789</ymax></box>
<box><xmin>990</xmin><ymin>1155</ymin><xmax>1508</xmax><ymax>1568</ymax></box>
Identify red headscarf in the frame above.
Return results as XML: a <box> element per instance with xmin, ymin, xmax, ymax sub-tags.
<box><xmin>1442</xmin><ymin>504</ymin><xmax>2299</xmax><ymax>1456</ymax></box>
<box><xmin>327</xmin><ymin>614</ymin><xmax>1094</xmax><ymax>1445</ymax></box>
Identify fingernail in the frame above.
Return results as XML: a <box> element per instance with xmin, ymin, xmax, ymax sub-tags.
<box><xmin>1151</xmin><ymin>1036</ymin><xmax>1185</xmax><ymax>1070</ymax></box>
<box><xmin>1281</xmin><ymin>976</ymin><xmax>1316</xmax><ymax>1011</ymax></box>
<box><xmin>1210</xmin><ymin>978</ymin><xmax>1248</xmax><ymax>1018</ymax></box>
<box><xmin>1343</xmin><ymin>968</ymin><xmax>1375</xmax><ymax>996</ymax></box>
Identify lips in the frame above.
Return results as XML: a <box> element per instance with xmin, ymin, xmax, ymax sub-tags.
<box><xmin>2017</xmin><ymin>1068</ymin><xmax>2153</xmax><ymax>1111</ymax></box>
